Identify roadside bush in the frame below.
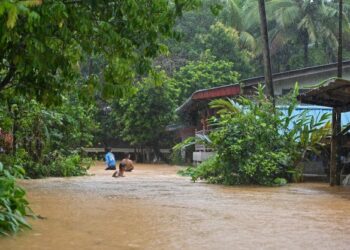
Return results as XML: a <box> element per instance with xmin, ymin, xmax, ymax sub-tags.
<box><xmin>195</xmin><ymin>155</ymin><xmax>240</xmax><ymax>185</ymax></box>
<box><xmin>25</xmin><ymin>153</ymin><xmax>92</xmax><ymax>179</ymax></box>
<box><xmin>0</xmin><ymin>162</ymin><xmax>31</xmax><ymax>235</ymax></box>
<box><xmin>177</xmin><ymin>166</ymin><xmax>196</xmax><ymax>177</ymax></box>
<box><xmin>170</xmin><ymin>150</ymin><xmax>185</xmax><ymax>165</ymax></box>
<box><xmin>209</xmin><ymin>96</ymin><xmax>290</xmax><ymax>185</ymax></box>
<box><xmin>0</xmin><ymin>95</ymin><xmax>97</xmax><ymax>179</ymax></box>
<box><xmin>49</xmin><ymin>154</ymin><xmax>92</xmax><ymax>177</ymax></box>
<box><xmin>178</xmin><ymin>155</ymin><xmax>240</xmax><ymax>185</ymax></box>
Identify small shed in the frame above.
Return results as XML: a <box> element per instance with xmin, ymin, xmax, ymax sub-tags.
<box><xmin>176</xmin><ymin>84</ymin><xmax>241</xmax><ymax>136</ymax></box>
<box><xmin>176</xmin><ymin>84</ymin><xmax>241</xmax><ymax>115</ymax></box>
<box><xmin>298</xmin><ymin>78</ymin><xmax>350</xmax><ymax>185</ymax></box>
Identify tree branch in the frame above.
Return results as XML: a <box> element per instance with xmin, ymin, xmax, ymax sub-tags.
<box><xmin>63</xmin><ymin>0</ymin><xmax>83</xmax><ymax>4</ymax></box>
<box><xmin>0</xmin><ymin>65</ymin><xmax>16</xmax><ymax>91</ymax></box>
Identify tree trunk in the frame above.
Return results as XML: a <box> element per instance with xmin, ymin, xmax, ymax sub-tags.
<box><xmin>338</xmin><ymin>0</ymin><xmax>343</xmax><ymax>78</ymax></box>
<box><xmin>302</xmin><ymin>31</ymin><xmax>309</xmax><ymax>67</ymax></box>
<box><xmin>134</xmin><ymin>147</ymin><xmax>137</xmax><ymax>162</ymax></box>
<box><xmin>12</xmin><ymin>110</ymin><xmax>19</xmax><ymax>156</ymax></box>
<box><xmin>330</xmin><ymin>109</ymin><xmax>341</xmax><ymax>186</ymax></box>
<box><xmin>258</xmin><ymin>0</ymin><xmax>275</xmax><ymax>105</ymax></box>
<box><xmin>0</xmin><ymin>65</ymin><xmax>16</xmax><ymax>91</ymax></box>
<box><xmin>336</xmin><ymin>111</ymin><xmax>342</xmax><ymax>185</ymax></box>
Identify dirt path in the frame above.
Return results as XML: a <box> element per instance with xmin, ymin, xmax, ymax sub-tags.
<box><xmin>1</xmin><ymin>162</ymin><xmax>350</xmax><ymax>250</ymax></box>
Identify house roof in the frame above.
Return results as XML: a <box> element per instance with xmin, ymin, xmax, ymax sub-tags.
<box><xmin>297</xmin><ymin>78</ymin><xmax>350</xmax><ymax>112</ymax></box>
<box><xmin>176</xmin><ymin>84</ymin><xmax>241</xmax><ymax>114</ymax></box>
<box><xmin>242</xmin><ymin>60</ymin><xmax>350</xmax><ymax>87</ymax></box>
<box><xmin>176</xmin><ymin>60</ymin><xmax>350</xmax><ymax>114</ymax></box>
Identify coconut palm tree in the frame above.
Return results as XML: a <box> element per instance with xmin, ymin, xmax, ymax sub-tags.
<box><xmin>219</xmin><ymin>0</ymin><xmax>257</xmax><ymax>51</ymax></box>
<box><xmin>268</xmin><ymin>0</ymin><xmax>340</xmax><ymax>67</ymax></box>
<box><xmin>258</xmin><ymin>0</ymin><xmax>275</xmax><ymax>103</ymax></box>
<box><xmin>338</xmin><ymin>0</ymin><xmax>343</xmax><ymax>77</ymax></box>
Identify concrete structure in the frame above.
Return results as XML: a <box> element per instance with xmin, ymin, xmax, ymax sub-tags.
<box><xmin>242</xmin><ymin>60</ymin><xmax>350</xmax><ymax>95</ymax></box>
<box><xmin>193</xmin><ymin>151</ymin><xmax>214</xmax><ymax>163</ymax></box>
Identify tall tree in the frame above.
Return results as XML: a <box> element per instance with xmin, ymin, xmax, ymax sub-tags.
<box><xmin>338</xmin><ymin>0</ymin><xmax>343</xmax><ymax>77</ymax></box>
<box><xmin>258</xmin><ymin>0</ymin><xmax>275</xmax><ymax>103</ymax></box>
<box><xmin>0</xmin><ymin>0</ymin><xmax>200</xmax><ymax>102</ymax></box>
<box><xmin>173</xmin><ymin>53</ymin><xmax>240</xmax><ymax>104</ymax></box>
<box><xmin>196</xmin><ymin>22</ymin><xmax>255</xmax><ymax>78</ymax></box>
<box><xmin>268</xmin><ymin>0</ymin><xmax>339</xmax><ymax>67</ymax></box>
<box><xmin>120</xmin><ymin>72</ymin><xmax>177</xmax><ymax>160</ymax></box>
<box><xmin>219</xmin><ymin>0</ymin><xmax>257</xmax><ymax>52</ymax></box>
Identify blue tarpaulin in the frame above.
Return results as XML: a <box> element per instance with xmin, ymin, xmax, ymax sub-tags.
<box><xmin>279</xmin><ymin>105</ymin><xmax>350</xmax><ymax>128</ymax></box>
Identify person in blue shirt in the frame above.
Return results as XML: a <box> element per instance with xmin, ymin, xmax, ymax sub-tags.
<box><xmin>105</xmin><ymin>147</ymin><xmax>116</xmax><ymax>170</ymax></box>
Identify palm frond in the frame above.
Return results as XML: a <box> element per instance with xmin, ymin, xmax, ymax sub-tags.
<box><xmin>209</xmin><ymin>98</ymin><xmax>240</xmax><ymax>115</ymax></box>
<box><xmin>239</xmin><ymin>31</ymin><xmax>256</xmax><ymax>51</ymax></box>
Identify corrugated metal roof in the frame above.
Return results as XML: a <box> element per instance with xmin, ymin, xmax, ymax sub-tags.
<box><xmin>297</xmin><ymin>78</ymin><xmax>350</xmax><ymax>112</ymax></box>
<box><xmin>176</xmin><ymin>84</ymin><xmax>241</xmax><ymax>114</ymax></box>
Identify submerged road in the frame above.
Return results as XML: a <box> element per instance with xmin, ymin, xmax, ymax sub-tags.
<box><xmin>1</xmin><ymin>162</ymin><xmax>350</xmax><ymax>250</ymax></box>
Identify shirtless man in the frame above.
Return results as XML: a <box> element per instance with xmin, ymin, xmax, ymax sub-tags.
<box><xmin>112</xmin><ymin>154</ymin><xmax>134</xmax><ymax>177</ymax></box>
<box><xmin>124</xmin><ymin>154</ymin><xmax>134</xmax><ymax>172</ymax></box>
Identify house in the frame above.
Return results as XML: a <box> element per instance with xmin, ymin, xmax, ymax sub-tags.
<box><xmin>175</xmin><ymin>62</ymin><xmax>350</xmax><ymax>164</ymax></box>
<box><xmin>298</xmin><ymin>78</ymin><xmax>350</xmax><ymax>185</ymax></box>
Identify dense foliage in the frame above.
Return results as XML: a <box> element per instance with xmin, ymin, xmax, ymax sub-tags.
<box><xmin>99</xmin><ymin>72</ymin><xmax>178</xmax><ymax>160</ymax></box>
<box><xmin>0</xmin><ymin>92</ymin><xmax>95</xmax><ymax>178</ymax></box>
<box><xmin>173</xmin><ymin>54</ymin><xmax>240</xmax><ymax>104</ymax></box>
<box><xmin>0</xmin><ymin>0</ymin><xmax>201</xmax><ymax>235</ymax></box>
<box><xmin>161</xmin><ymin>0</ymin><xmax>350</xmax><ymax>76</ymax></box>
<box><xmin>0</xmin><ymin>0</ymin><xmax>201</xmax><ymax>101</ymax></box>
<box><xmin>0</xmin><ymin>163</ymin><xmax>31</xmax><ymax>235</ymax></box>
<box><xmin>160</xmin><ymin>1</ymin><xmax>255</xmax><ymax>77</ymax></box>
<box><xmin>178</xmin><ymin>86</ymin><xmax>330</xmax><ymax>185</ymax></box>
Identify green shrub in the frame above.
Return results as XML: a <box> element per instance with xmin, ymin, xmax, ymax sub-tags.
<box><xmin>23</xmin><ymin>153</ymin><xmax>92</xmax><ymax>178</ymax></box>
<box><xmin>207</xmin><ymin>91</ymin><xmax>291</xmax><ymax>185</ymax></box>
<box><xmin>177</xmin><ymin>166</ymin><xmax>195</xmax><ymax>177</ymax></box>
<box><xmin>273</xmin><ymin>177</ymin><xmax>288</xmax><ymax>186</ymax></box>
<box><xmin>0</xmin><ymin>162</ymin><xmax>31</xmax><ymax>235</ymax></box>
<box><xmin>170</xmin><ymin>151</ymin><xmax>185</xmax><ymax>165</ymax></box>
<box><xmin>50</xmin><ymin>154</ymin><xmax>92</xmax><ymax>177</ymax></box>
<box><xmin>179</xmin><ymin>155</ymin><xmax>240</xmax><ymax>185</ymax></box>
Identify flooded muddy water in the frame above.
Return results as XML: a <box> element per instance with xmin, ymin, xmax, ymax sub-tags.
<box><xmin>1</xmin><ymin>162</ymin><xmax>350</xmax><ymax>249</ymax></box>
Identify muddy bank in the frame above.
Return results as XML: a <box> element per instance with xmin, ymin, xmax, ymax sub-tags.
<box><xmin>1</xmin><ymin>162</ymin><xmax>350</xmax><ymax>249</ymax></box>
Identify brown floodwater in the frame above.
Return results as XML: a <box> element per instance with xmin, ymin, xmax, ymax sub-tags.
<box><xmin>1</xmin><ymin>162</ymin><xmax>350</xmax><ymax>250</ymax></box>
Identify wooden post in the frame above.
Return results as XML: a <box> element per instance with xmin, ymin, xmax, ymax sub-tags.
<box><xmin>330</xmin><ymin>109</ymin><xmax>337</xmax><ymax>186</ymax></box>
<box><xmin>336</xmin><ymin>110</ymin><xmax>342</xmax><ymax>185</ymax></box>
<box><xmin>330</xmin><ymin>108</ymin><xmax>341</xmax><ymax>186</ymax></box>
<box><xmin>12</xmin><ymin>108</ymin><xmax>19</xmax><ymax>156</ymax></box>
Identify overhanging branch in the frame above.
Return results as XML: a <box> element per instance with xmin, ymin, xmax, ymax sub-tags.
<box><xmin>0</xmin><ymin>65</ymin><xmax>16</xmax><ymax>91</ymax></box>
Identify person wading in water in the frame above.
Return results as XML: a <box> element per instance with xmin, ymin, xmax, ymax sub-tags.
<box><xmin>125</xmin><ymin>154</ymin><xmax>134</xmax><ymax>172</ymax></box>
<box><xmin>112</xmin><ymin>153</ymin><xmax>134</xmax><ymax>177</ymax></box>
<box><xmin>105</xmin><ymin>147</ymin><xmax>116</xmax><ymax>170</ymax></box>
